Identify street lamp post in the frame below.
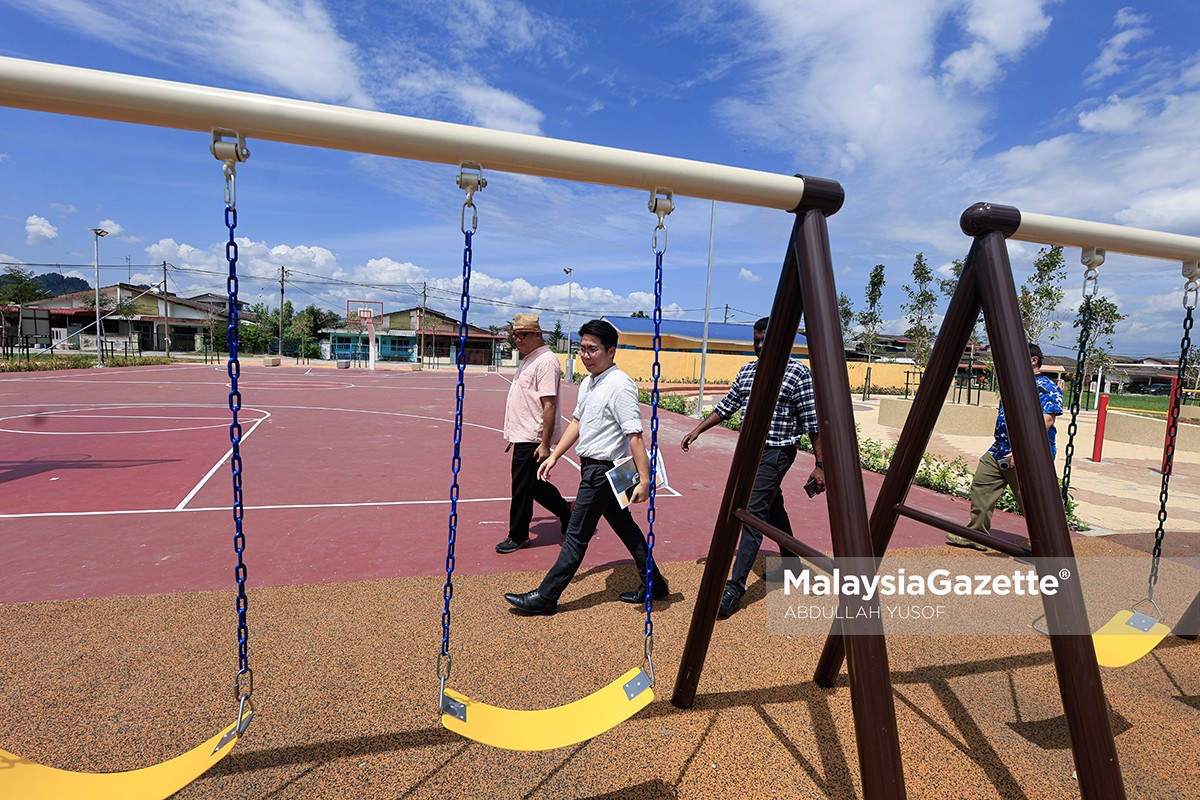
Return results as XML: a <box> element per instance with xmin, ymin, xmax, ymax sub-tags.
<box><xmin>90</xmin><ymin>227</ymin><xmax>109</xmax><ymax>367</ymax></box>
<box><xmin>563</xmin><ymin>267</ymin><xmax>574</xmax><ymax>381</ymax></box>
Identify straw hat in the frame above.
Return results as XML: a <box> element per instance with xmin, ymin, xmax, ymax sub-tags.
<box><xmin>510</xmin><ymin>313</ymin><xmax>549</xmax><ymax>334</ymax></box>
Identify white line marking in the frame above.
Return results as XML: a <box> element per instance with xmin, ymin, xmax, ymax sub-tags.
<box><xmin>0</xmin><ymin>495</ymin><xmax>556</xmax><ymax>519</ymax></box>
<box><xmin>175</xmin><ymin>413</ymin><xmax>271</xmax><ymax>510</ymax></box>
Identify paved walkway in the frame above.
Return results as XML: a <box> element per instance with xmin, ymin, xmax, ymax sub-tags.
<box><xmin>853</xmin><ymin>398</ymin><xmax>1200</xmax><ymax>536</ymax></box>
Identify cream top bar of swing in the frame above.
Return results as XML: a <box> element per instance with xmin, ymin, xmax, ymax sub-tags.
<box><xmin>963</xmin><ymin>203</ymin><xmax>1200</xmax><ymax>263</ymax></box>
<box><xmin>0</xmin><ymin>56</ymin><xmax>808</xmax><ymax>211</ymax></box>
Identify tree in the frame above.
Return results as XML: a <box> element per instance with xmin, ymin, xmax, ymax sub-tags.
<box><xmin>1018</xmin><ymin>245</ymin><xmax>1066</xmax><ymax>345</ymax></box>
<box><xmin>0</xmin><ymin>267</ymin><xmax>50</xmax><ymax>346</ymax></box>
<box><xmin>1073</xmin><ymin>295</ymin><xmax>1127</xmax><ymax>397</ymax></box>
<box><xmin>550</xmin><ymin>320</ymin><xmax>565</xmax><ymax>352</ymax></box>
<box><xmin>0</xmin><ymin>266</ymin><xmax>49</xmax><ymax>305</ymax></box>
<box><xmin>629</xmin><ymin>310</ymin><xmax>648</xmax><ymax>318</ymax></box>
<box><xmin>856</xmin><ymin>264</ymin><xmax>886</xmax><ymax>364</ymax></box>
<box><xmin>902</xmin><ymin>252</ymin><xmax>937</xmax><ymax>369</ymax></box>
<box><xmin>939</xmin><ymin>257</ymin><xmax>988</xmax><ymax>382</ymax></box>
<box><xmin>291</xmin><ymin>304</ymin><xmax>339</xmax><ymax>341</ymax></box>
<box><xmin>837</xmin><ymin>292</ymin><xmax>855</xmax><ymax>349</ymax></box>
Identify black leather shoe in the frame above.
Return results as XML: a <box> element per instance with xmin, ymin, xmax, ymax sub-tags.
<box><xmin>717</xmin><ymin>587</ymin><xmax>742</xmax><ymax>619</ymax></box>
<box><xmin>559</xmin><ymin>502</ymin><xmax>573</xmax><ymax>536</ymax></box>
<box><xmin>504</xmin><ymin>589</ymin><xmax>557</xmax><ymax>615</ymax></box>
<box><xmin>619</xmin><ymin>579</ymin><xmax>670</xmax><ymax>603</ymax></box>
<box><xmin>496</xmin><ymin>537</ymin><xmax>530</xmax><ymax>554</ymax></box>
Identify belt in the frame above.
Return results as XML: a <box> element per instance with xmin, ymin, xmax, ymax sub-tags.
<box><xmin>580</xmin><ymin>457</ymin><xmax>615</xmax><ymax>467</ymax></box>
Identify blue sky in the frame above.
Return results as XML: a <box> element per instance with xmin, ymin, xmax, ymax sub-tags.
<box><xmin>3</xmin><ymin>1</ymin><xmax>1200</xmax><ymax>359</ymax></box>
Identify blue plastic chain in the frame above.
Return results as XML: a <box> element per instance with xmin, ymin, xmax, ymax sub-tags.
<box><xmin>440</xmin><ymin>206</ymin><xmax>474</xmax><ymax>667</ymax></box>
<box><xmin>644</xmin><ymin>223</ymin><xmax>664</xmax><ymax>653</ymax></box>
<box><xmin>223</xmin><ymin>165</ymin><xmax>252</xmax><ymax>704</ymax></box>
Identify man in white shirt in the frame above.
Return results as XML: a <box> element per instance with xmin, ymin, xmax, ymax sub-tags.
<box><xmin>504</xmin><ymin>319</ymin><xmax>669</xmax><ymax>615</ymax></box>
<box><xmin>496</xmin><ymin>313</ymin><xmax>572</xmax><ymax>554</ymax></box>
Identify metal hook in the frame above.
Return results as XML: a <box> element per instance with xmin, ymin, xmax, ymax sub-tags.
<box><xmin>457</xmin><ymin>163</ymin><xmax>485</xmax><ymax>234</ymax></box>
<box><xmin>1183</xmin><ymin>262</ymin><xmax>1199</xmax><ymax>309</ymax></box>
<box><xmin>648</xmin><ymin>189</ymin><xmax>673</xmax><ymax>254</ymax></box>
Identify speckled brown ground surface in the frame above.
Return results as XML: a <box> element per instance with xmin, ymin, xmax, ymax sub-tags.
<box><xmin>2</xmin><ymin>536</ymin><xmax>1196</xmax><ymax>799</ymax></box>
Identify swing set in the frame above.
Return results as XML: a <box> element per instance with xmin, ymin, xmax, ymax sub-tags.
<box><xmin>434</xmin><ymin>170</ymin><xmax>669</xmax><ymax>750</ymax></box>
<box><xmin>2</xmin><ymin>54</ymin><xmax>1199</xmax><ymax>800</ymax></box>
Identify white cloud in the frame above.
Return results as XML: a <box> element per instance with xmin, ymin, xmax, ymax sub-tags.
<box><xmin>738</xmin><ymin>268</ymin><xmax>761</xmax><ymax>283</ymax></box>
<box><xmin>715</xmin><ymin>1</ymin><xmax>1054</xmax><ymax>177</ymax></box>
<box><xmin>1086</xmin><ymin>8</ymin><xmax>1152</xmax><ymax>86</ymax></box>
<box><xmin>446</xmin><ymin>0</ymin><xmax>573</xmax><ymax>60</ymax></box>
<box><xmin>940</xmin><ymin>0</ymin><xmax>1053</xmax><ymax>90</ymax></box>
<box><xmin>453</xmin><ymin>84</ymin><xmax>545</xmax><ymax>135</ymax></box>
<box><xmin>1077</xmin><ymin>95</ymin><xmax>1149</xmax><ymax>132</ymax></box>
<box><xmin>25</xmin><ymin>215</ymin><xmax>58</xmax><ymax>244</ymax></box>
<box><xmin>8</xmin><ymin>0</ymin><xmax>373</xmax><ymax>106</ymax></box>
<box><xmin>97</xmin><ymin>219</ymin><xmax>123</xmax><ymax>237</ymax></box>
<box><xmin>50</xmin><ymin>203</ymin><xmax>77</xmax><ymax>213</ymax></box>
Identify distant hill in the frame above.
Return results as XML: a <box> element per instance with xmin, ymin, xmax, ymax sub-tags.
<box><xmin>36</xmin><ymin>273</ymin><xmax>91</xmax><ymax>295</ymax></box>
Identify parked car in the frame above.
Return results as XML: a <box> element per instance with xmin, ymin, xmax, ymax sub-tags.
<box><xmin>1144</xmin><ymin>383</ymin><xmax>1174</xmax><ymax>395</ymax></box>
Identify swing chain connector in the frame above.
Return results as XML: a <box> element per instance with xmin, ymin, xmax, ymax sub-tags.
<box><xmin>641</xmin><ymin>634</ymin><xmax>656</xmax><ymax>685</ymax></box>
<box><xmin>437</xmin><ymin>652</ymin><xmax>452</xmax><ymax>681</ymax></box>
<box><xmin>1132</xmin><ymin>595</ymin><xmax>1166</xmax><ymax>623</ymax></box>
<box><xmin>1182</xmin><ymin>261</ymin><xmax>1199</xmax><ymax>310</ymax></box>
<box><xmin>648</xmin><ymin>189</ymin><xmax>674</xmax><ymax>255</ymax></box>
<box><xmin>1081</xmin><ymin>247</ymin><xmax>1104</xmax><ymax>298</ymax></box>
<box><xmin>212</xmin><ymin>129</ymin><xmax>250</xmax><ymax>209</ymax></box>
<box><xmin>457</xmin><ymin>163</ymin><xmax>486</xmax><ymax>234</ymax></box>
<box><xmin>234</xmin><ymin>667</ymin><xmax>254</xmax><ymax>704</ymax></box>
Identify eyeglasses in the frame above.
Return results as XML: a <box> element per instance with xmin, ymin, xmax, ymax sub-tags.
<box><xmin>512</xmin><ymin>331</ymin><xmax>538</xmax><ymax>339</ymax></box>
<box><xmin>578</xmin><ymin>345</ymin><xmax>606</xmax><ymax>356</ymax></box>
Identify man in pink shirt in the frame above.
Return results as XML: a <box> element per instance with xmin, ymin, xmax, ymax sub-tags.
<box><xmin>496</xmin><ymin>313</ymin><xmax>573</xmax><ymax>554</ymax></box>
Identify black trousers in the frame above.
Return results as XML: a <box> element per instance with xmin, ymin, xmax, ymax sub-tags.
<box><xmin>727</xmin><ymin>445</ymin><xmax>799</xmax><ymax>595</ymax></box>
<box><xmin>537</xmin><ymin>459</ymin><xmax>664</xmax><ymax>602</ymax></box>
<box><xmin>509</xmin><ymin>441</ymin><xmax>571</xmax><ymax>543</ymax></box>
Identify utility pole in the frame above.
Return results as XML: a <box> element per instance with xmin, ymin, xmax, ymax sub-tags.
<box><xmin>724</xmin><ymin>303</ymin><xmax>729</xmax><ymax>323</ymax></box>
<box><xmin>162</xmin><ymin>261</ymin><xmax>171</xmax><ymax>358</ymax></box>
<box><xmin>563</xmin><ymin>267</ymin><xmax>574</xmax><ymax>381</ymax></box>
<box><xmin>278</xmin><ymin>266</ymin><xmax>290</xmax><ymax>356</ymax></box>
<box><xmin>420</xmin><ymin>281</ymin><xmax>427</xmax><ymax>366</ymax></box>
<box><xmin>91</xmin><ymin>227</ymin><xmax>109</xmax><ymax>367</ymax></box>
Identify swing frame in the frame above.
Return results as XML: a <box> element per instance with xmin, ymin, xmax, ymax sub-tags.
<box><xmin>794</xmin><ymin>201</ymin><xmax>1200</xmax><ymax>800</ymax></box>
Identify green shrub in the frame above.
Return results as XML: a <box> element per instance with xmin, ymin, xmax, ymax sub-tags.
<box><xmin>637</xmin><ymin>388</ymin><xmax>694</xmax><ymax>416</ymax></box>
<box><xmin>0</xmin><ymin>355</ymin><xmax>175</xmax><ymax>372</ymax></box>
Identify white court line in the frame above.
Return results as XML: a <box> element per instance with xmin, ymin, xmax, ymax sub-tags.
<box><xmin>0</xmin><ymin>488</ymin><xmax>680</xmax><ymax>520</ymax></box>
<box><xmin>175</xmin><ymin>413</ymin><xmax>271</xmax><ymax>510</ymax></box>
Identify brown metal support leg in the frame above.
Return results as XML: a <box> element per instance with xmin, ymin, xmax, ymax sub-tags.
<box><xmin>1174</xmin><ymin>589</ymin><xmax>1200</xmax><ymax>640</ymax></box>
<box><xmin>814</xmin><ymin>241</ymin><xmax>983</xmax><ymax>686</ymax></box>
<box><xmin>671</xmin><ymin>213</ymin><xmax>808</xmax><ymax>710</ymax></box>
<box><xmin>797</xmin><ymin>209</ymin><xmax>906</xmax><ymax>798</ymax></box>
<box><xmin>973</xmin><ymin>228</ymin><xmax>1125</xmax><ymax>800</ymax></box>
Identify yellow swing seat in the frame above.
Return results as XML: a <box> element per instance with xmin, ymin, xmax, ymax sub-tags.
<box><xmin>1092</xmin><ymin>609</ymin><xmax>1172</xmax><ymax>669</ymax></box>
<box><xmin>0</xmin><ymin>708</ymin><xmax>250</xmax><ymax>800</ymax></box>
<box><xmin>440</xmin><ymin>666</ymin><xmax>653</xmax><ymax>751</ymax></box>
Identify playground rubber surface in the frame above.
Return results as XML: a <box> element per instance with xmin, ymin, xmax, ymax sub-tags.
<box><xmin>1</xmin><ymin>364</ymin><xmax>1196</xmax><ymax>798</ymax></box>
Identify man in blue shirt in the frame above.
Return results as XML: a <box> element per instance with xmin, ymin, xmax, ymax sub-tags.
<box><xmin>680</xmin><ymin>316</ymin><xmax>823</xmax><ymax>618</ymax></box>
<box><xmin>948</xmin><ymin>342</ymin><xmax>1063</xmax><ymax>549</ymax></box>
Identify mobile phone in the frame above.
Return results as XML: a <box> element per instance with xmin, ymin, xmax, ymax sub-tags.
<box><xmin>804</xmin><ymin>477</ymin><xmax>821</xmax><ymax>498</ymax></box>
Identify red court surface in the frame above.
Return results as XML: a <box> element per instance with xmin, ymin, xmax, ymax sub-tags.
<box><xmin>0</xmin><ymin>364</ymin><xmax>1025</xmax><ymax>604</ymax></box>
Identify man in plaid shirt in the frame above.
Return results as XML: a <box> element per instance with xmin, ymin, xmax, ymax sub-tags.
<box><xmin>680</xmin><ymin>316</ymin><xmax>824</xmax><ymax>618</ymax></box>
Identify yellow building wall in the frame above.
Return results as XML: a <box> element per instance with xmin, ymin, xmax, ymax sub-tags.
<box><xmin>551</xmin><ymin>350</ymin><xmax>926</xmax><ymax>389</ymax></box>
<box><xmin>845</xmin><ymin>362</ymin><xmax>921</xmax><ymax>391</ymax></box>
